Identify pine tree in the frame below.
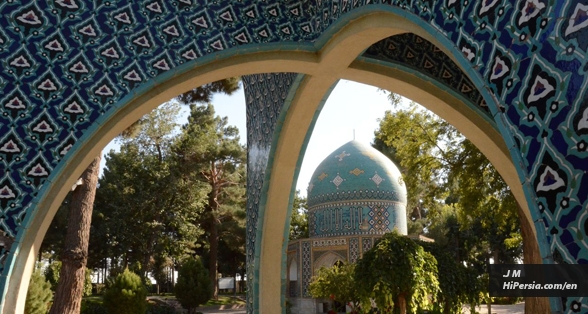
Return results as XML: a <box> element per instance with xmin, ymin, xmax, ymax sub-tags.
<box><xmin>49</xmin><ymin>155</ymin><xmax>101</xmax><ymax>314</ymax></box>
<box><xmin>174</xmin><ymin>104</ymin><xmax>246</xmax><ymax>299</ymax></box>
<box><xmin>45</xmin><ymin>79</ymin><xmax>240</xmax><ymax>313</ymax></box>
<box><xmin>25</xmin><ymin>269</ymin><xmax>52</xmax><ymax>314</ymax></box>
<box><xmin>175</xmin><ymin>257</ymin><xmax>212</xmax><ymax>314</ymax></box>
<box><xmin>103</xmin><ymin>269</ymin><xmax>148</xmax><ymax>314</ymax></box>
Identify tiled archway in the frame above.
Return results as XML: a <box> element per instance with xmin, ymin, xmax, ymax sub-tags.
<box><xmin>1</xmin><ymin>1</ymin><xmax>587</xmax><ymax>313</ymax></box>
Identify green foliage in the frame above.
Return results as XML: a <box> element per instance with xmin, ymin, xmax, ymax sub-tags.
<box><xmin>91</xmin><ymin>102</ymin><xmax>206</xmax><ymax>276</ymax></box>
<box><xmin>93</xmin><ymin>283</ymin><xmax>106</xmax><ymax>295</ymax></box>
<box><xmin>44</xmin><ymin>260</ymin><xmax>61</xmax><ymax>291</ymax></box>
<box><xmin>289</xmin><ymin>190</ymin><xmax>309</xmax><ymax>240</ymax></box>
<box><xmin>174</xmin><ymin>104</ymin><xmax>246</xmax><ymax>297</ymax></box>
<box><xmin>419</xmin><ymin>242</ymin><xmax>482</xmax><ymax>313</ymax></box>
<box><xmin>84</xmin><ymin>268</ymin><xmax>94</xmax><ymax>297</ymax></box>
<box><xmin>354</xmin><ymin>231</ymin><xmax>439</xmax><ymax>314</ymax></box>
<box><xmin>309</xmin><ymin>262</ymin><xmax>361</xmax><ymax>312</ymax></box>
<box><xmin>146</xmin><ymin>303</ymin><xmax>182</xmax><ymax>314</ymax></box>
<box><xmin>80</xmin><ymin>298</ymin><xmax>107</xmax><ymax>314</ymax></box>
<box><xmin>374</xmin><ymin>97</ymin><xmax>523</xmax><ymax>282</ymax></box>
<box><xmin>103</xmin><ymin>269</ymin><xmax>148</xmax><ymax>314</ymax></box>
<box><xmin>25</xmin><ymin>268</ymin><xmax>53</xmax><ymax>314</ymax></box>
<box><xmin>374</xmin><ymin>105</ymin><xmax>459</xmax><ymax>219</ymax></box>
<box><xmin>175</xmin><ymin>257</ymin><xmax>212</xmax><ymax>313</ymax></box>
<box><xmin>176</xmin><ymin>78</ymin><xmax>240</xmax><ymax>105</ymax></box>
<box><xmin>43</xmin><ymin>260</ymin><xmax>94</xmax><ymax>297</ymax></box>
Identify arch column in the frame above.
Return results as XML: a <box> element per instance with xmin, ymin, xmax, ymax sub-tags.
<box><xmin>253</xmin><ymin>11</ymin><xmax>547</xmax><ymax>313</ymax></box>
<box><xmin>254</xmin><ymin>13</ymin><xmax>411</xmax><ymax>313</ymax></box>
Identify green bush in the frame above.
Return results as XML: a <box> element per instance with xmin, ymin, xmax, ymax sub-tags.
<box><xmin>146</xmin><ymin>303</ymin><xmax>181</xmax><ymax>314</ymax></box>
<box><xmin>174</xmin><ymin>257</ymin><xmax>212</xmax><ymax>314</ymax></box>
<box><xmin>93</xmin><ymin>283</ymin><xmax>106</xmax><ymax>295</ymax></box>
<box><xmin>25</xmin><ymin>269</ymin><xmax>53</xmax><ymax>314</ymax></box>
<box><xmin>103</xmin><ymin>269</ymin><xmax>148</xmax><ymax>314</ymax></box>
<box><xmin>80</xmin><ymin>301</ymin><xmax>107</xmax><ymax>314</ymax></box>
<box><xmin>44</xmin><ymin>261</ymin><xmax>61</xmax><ymax>291</ymax></box>
<box><xmin>44</xmin><ymin>260</ymin><xmax>93</xmax><ymax>296</ymax></box>
<box><xmin>84</xmin><ymin>268</ymin><xmax>94</xmax><ymax>297</ymax></box>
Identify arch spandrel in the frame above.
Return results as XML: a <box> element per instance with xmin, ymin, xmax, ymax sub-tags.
<box><xmin>0</xmin><ymin>1</ymin><xmax>586</xmax><ymax>313</ymax></box>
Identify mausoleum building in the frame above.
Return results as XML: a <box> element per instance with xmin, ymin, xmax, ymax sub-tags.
<box><xmin>287</xmin><ymin>140</ymin><xmax>409</xmax><ymax>313</ymax></box>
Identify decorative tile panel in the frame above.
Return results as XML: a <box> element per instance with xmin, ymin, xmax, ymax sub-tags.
<box><xmin>0</xmin><ymin>0</ymin><xmax>586</xmax><ymax>312</ymax></box>
<box><xmin>349</xmin><ymin>237</ymin><xmax>360</xmax><ymax>263</ymax></box>
<box><xmin>301</xmin><ymin>241</ymin><xmax>312</xmax><ymax>298</ymax></box>
<box><xmin>362</xmin><ymin>237</ymin><xmax>373</xmax><ymax>253</ymax></box>
<box><xmin>243</xmin><ymin>73</ymin><xmax>297</xmax><ymax>312</ymax></box>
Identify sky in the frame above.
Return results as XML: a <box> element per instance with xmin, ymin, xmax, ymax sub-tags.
<box><xmin>100</xmin><ymin>79</ymin><xmax>395</xmax><ymax>198</ymax></box>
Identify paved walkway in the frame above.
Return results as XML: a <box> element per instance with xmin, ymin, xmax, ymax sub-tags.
<box><xmin>197</xmin><ymin>308</ymin><xmax>246</xmax><ymax>314</ymax></box>
<box><xmin>462</xmin><ymin>302</ymin><xmax>524</xmax><ymax>314</ymax></box>
<box><xmin>194</xmin><ymin>303</ymin><xmax>528</xmax><ymax>314</ymax></box>
<box><xmin>149</xmin><ymin>296</ymin><xmax>525</xmax><ymax>314</ymax></box>
<box><xmin>148</xmin><ymin>296</ymin><xmax>247</xmax><ymax>313</ymax></box>
<box><xmin>197</xmin><ymin>302</ymin><xmax>525</xmax><ymax>314</ymax></box>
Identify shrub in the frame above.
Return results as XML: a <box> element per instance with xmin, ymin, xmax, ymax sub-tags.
<box><xmin>84</xmin><ymin>268</ymin><xmax>94</xmax><ymax>296</ymax></box>
<box><xmin>25</xmin><ymin>269</ymin><xmax>53</xmax><ymax>314</ymax></box>
<box><xmin>174</xmin><ymin>257</ymin><xmax>212</xmax><ymax>314</ymax></box>
<box><xmin>103</xmin><ymin>268</ymin><xmax>148</xmax><ymax>314</ymax></box>
<box><xmin>93</xmin><ymin>283</ymin><xmax>106</xmax><ymax>295</ymax></box>
<box><xmin>44</xmin><ymin>260</ymin><xmax>61</xmax><ymax>291</ymax></box>
<box><xmin>44</xmin><ymin>260</ymin><xmax>93</xmax><ymax>296</ymax></box>
<box><xmin>80</xmin><ymin>301</ymin><xmax>107</xmax><ymax>314</ymax></box>
<box><xmin>146</xmin><ymin>303</ymin><xmax>181</xmax><ymax>314</ymax></box>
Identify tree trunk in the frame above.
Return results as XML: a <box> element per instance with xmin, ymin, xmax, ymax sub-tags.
<box><xmin>172</xmin><ymin>263</ymin><xmax>175</xmax><ymax>287</ymax></box>
<box><xmin>49</xmin><ymin>155</ymin><xmax>101</xmax><ymax>314</ymax></box>
<box><xmin>398</xmin><ymin>294</ymin><xmax>407</xmax><ymax>314</ymax></box>
<box><xmin>518</xmin><ymin>205</ymin><xmax>550</xmax><ymax>314</ymax></box>
<box><xmin>207</xmin><ymin>182</ymin><xmax>220</xmax><ymax>300</ymax></box>
<box><xmin>209</xmin><ymin>218</ymin><xmax>219</xmax><ymax>299</ymax></box>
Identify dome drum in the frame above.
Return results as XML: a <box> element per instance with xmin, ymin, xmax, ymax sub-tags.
<box><xmin>309</xmin><ymin>201</ymin><xmax>407</xmax><ymax>237</ymax></box>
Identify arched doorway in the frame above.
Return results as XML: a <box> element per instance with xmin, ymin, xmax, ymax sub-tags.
<box><xmin>1</xmin><ymin>2</ymin><xmax>584</xmax><ymax>313</ymax></box>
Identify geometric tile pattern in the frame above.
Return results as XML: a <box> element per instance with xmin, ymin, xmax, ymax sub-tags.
<box><xmin>307</xmin><ymin>141</ymin><xmax>407</xmax><ymax>208</ymax></box>
<box><xmin>312</xmin><ymin>238</ymin><xmax>347</xmax><ymax>247</ymax></box>
<box><xmin>0</xmin><ymin>0</ymin><xmax>587</xmax><ymax>313</ymax></box>
<box><xmin>310</xmin><ymin>201</ymin><xmax>405</xmax><ymax>237</ymax></box>
<box><xmin>362</xmin><ymin>238</ymin><xmax>373</xmax><ymax>254</ymax></box>
<box><xmin>368</xmin><ymin>204</ymin><xmax>391</xmax><ymax>232</ymax></box>
<box><xmin>301</xmin><ymin>241</ymin><xmax>311</xmax><ymax>298</ymax></box>
<box><xmin>362</xmin><ymin>33</ymin><xmax>490</xmax><ymax>117</ymax></box>
<box><xmin>349</xmin><ymin>237</ymin><xmax>360</xmax><ymax>263</ymax></box>
<box><xmin>243</xmin><ymin>73</ymin><xmax>298</xmax><ymax>312</ymax></box>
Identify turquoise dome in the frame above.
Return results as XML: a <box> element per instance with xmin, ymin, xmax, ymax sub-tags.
<box><xmin>307</xmin><ymin>141</ymin><xmax>407</xmax><ymax>237</ymax></box>
<box><xmin>307</xmin><ymin>141</ymin><xmax>407</xmax><ymax>206</ymax></box>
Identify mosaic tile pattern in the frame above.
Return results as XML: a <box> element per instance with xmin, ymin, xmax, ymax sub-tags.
<box><xmin>301</xmin><ymin>241</ymin><xmax>311</xmax><ymax>298</ymax></box>
<box><xmin>310</xmin><ymin>201</ymin><xmax>406</xmax><ymax>237</ymax></box>
<box><xmin>349</xmin><ymin>237</ymin><xmax>360</xmax><ymax>263</ymax></box>
<box><xmin>362</xmin><ymin>237</ymin><xmax>373</xmax><ymax>253</ymax></box>
<box><xmin>243</xmin><ymin>73</ymin><xmax>297</xmax><ymax>312</ymax></box>
<box><xmin>361</xmin><ymin>33</ymin><xmax>490</xmax><ymax>116</ymax></box>
<box><xmin>0</xmin><ymin>0</ymin><xmax>587</xmax><ymax>312</ymax></box>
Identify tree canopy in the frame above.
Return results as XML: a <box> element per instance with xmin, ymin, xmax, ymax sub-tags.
<box><xmin>374</xmin><ymin>100</ymin><xmax>522</xmax><ymax>267</ymax></box>
<box><xmin>289</xmin><ymin>191</ymin><xmax>309</xmax><ymax>240</ymax></box>
<box><xmin>354</xmin><ymin>231</ymin><xmax>439</xmax><ymax>314</ymax></box>
<box><xmin>175</xmin><ymin>257</ymin><xmax>213</xmax><ymax>314</ymax></box>
<box><xmin>173</xmin><ymin>103</ymin><xmax>246</xmax><ymax>299</ymax></box>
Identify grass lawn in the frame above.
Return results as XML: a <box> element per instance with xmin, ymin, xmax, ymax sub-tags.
<box><xmin>147</xmin><ymin>294</ymin><xmax>245</xmax><ymax>307</ymax></box>
<box><xmin>203</xmin><ymin>295</ymin><xmax>245</xmax><ymax>306</ymax></box>
<box><xmin>82</xmin><ymin>295</ymin><xmax>104</xmax><ymax>304</ymax></box>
